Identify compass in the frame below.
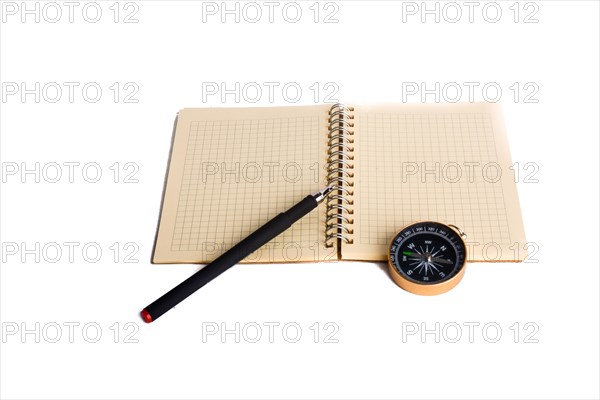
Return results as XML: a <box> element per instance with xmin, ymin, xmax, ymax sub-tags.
<box><xmin>388</xmin><ymin>221</ymin><xmax>467</xmax><ymax>295</ymax></box>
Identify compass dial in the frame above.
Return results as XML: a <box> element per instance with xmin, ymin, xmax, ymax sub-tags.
<box><xmin>388</xmin><ymin>222</ymin><xmax>467</xmax><ymax>295</ymax></box>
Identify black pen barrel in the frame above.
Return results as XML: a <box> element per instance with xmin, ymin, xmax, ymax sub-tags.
<box><xmin>142</xmin><ymin>195</ymin><xmax>317</xmax><ymax>322</ymax></box>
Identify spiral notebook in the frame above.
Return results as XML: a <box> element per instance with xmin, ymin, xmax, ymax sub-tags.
<box><xmin>152</xmin><ymin>103</ymin><xmax>527</xmax><ymax>264</ymax></box>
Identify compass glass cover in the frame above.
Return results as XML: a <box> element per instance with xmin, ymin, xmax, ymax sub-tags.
<box><xmin>389</xmin><ymin>222</ymin><xmax>466</xmax><ymax>285</ymax></box>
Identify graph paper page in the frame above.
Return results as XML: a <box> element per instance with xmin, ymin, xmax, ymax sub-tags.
<box><xmin>153</xmin><ymin>106</ymin><xmax>336</xmax><ymax>264</ymax></box>
<box><xmin>344</xmin><ymin>102</ymin><xmax>527</xmax><ymax>262</ymax></box>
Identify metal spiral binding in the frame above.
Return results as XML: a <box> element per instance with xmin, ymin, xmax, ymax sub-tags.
<box><xmin>325</xmin><ymin>103</ymin><xmax>355</xmax><ymax>247</ymax></box>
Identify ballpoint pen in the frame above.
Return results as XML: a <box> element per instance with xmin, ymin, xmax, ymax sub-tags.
<box><xmin>141</xmin><ymin>186</ymin><xmax>334</xmax><ymax>323</ymax></box>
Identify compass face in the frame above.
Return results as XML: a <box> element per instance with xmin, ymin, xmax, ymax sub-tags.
<box><xmin>389</xmin><ymin>222</ymin><xmax>466</xmax><ymax>286</ymax></box>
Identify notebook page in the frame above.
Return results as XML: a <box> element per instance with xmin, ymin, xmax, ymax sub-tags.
<box><xmin>343</xmin><ymin>102</ymin><xmax>527</xmax><ymax>262</ymax></box>
<box><xmin>153</xmin><ymin>106</ymin><xmax>336</xmax><ymax>264</ymax></box>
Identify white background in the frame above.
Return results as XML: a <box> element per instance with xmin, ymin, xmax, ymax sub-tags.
<box><xmin>1</xmin><ymin>1</ymin><xmax>599</xmax><ymax>399</ymax></box>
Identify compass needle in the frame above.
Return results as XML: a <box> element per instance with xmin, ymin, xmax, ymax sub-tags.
<box><xmin>431</xmin><ymin>257</ymin><xmax>453</xmax><ymax>265</ymax></box>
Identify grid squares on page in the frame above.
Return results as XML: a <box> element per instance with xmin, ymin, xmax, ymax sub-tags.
<box><xmin>356</xmin><ymin>112</ymin><xmax>512</xmax><ymax>249</ymax></box>
<box><xmin>170</xmin><ymin>117</ymin><xmax>322</xmax><ymax>255</ymax></box>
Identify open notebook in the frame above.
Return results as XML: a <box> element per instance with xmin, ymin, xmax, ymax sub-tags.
<box><xmin>152</xmin><ymin>103</ymin><xmax>526</xmax><ymax>264</ymax></box>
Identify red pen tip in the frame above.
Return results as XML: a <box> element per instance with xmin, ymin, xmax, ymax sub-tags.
<box><xmin>141</xmin><ymin>309</ymin><xmax>153</xmax><ymax>323</ymax></box>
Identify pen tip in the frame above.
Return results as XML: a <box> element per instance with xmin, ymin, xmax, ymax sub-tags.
<box><xmin>321</xmin><ymin>186</ymin><xmax>335</xmax><ymax>198</ymax></box>
<box><xmin>141</xmin><ymin>309</ymin><xmax>153</xmax><ymax>323</ymax></box>
<box><xmin>313</xmin><ymin>186</ymin><xmax>336</xmax><ymax>203</ymax></box>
